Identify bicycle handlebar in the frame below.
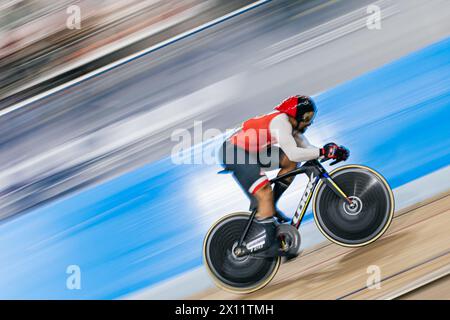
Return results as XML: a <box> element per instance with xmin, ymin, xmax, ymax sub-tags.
<box><xmin>320</xmin><ymin>158</ymin><xmax>343</xmax><ymax>166</ymax></box>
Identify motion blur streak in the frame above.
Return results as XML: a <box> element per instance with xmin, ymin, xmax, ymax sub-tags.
<box><xmin>0</xmin><ymin>0</ymin><xmax>254</xmax><ymax>100</ymax></box>
<box><xmin>0</xmin><ymin>35</ymin><xmax>449</xmax><ymax>299</ymax></box>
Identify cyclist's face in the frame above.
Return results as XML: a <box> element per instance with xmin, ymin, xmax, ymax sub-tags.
<box><xmin>298</xmin><ymin>111</ymin><xmax>315</xmax><ymax>133</ymax></box>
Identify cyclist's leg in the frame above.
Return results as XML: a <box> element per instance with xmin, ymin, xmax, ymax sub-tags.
<box><xmin>273</xmin><ymin>150</ymin><xmax>297</xmax><ymax>204</ymax></box>
<box><xmin>230</xmin><ymin>158</ymin><xmax>275</xmax><ymax>219</ymax></box>
<box><xmin>220</xmin><ymin>141</ymin><xmax>278</xmax><ymax>249</ymax></box>
<box><xmin>257</xmin><ymin>146</ymin><xmax>296</xmax><ymax>222</ymax></box>
<box><xmin>221</xmin><ymin>140</ymin><xmax>275</xmax><ymax>216</ymax></box>
<box><xmin>253</xmin><ymin>184</ymin><xmax>275</xmax><ymax>219</ymax></box>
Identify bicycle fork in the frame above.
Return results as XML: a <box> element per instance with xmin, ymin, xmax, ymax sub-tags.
<box><xmin>321</xmin><ymin>172</ymin><xmax>353</xmax><ymax>204</ymax></box>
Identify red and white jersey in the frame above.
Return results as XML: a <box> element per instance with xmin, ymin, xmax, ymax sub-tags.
<box><xmin>230</xmin><ymin>112</ymin><xmax>320</xmax><ymax>162</ymax></box>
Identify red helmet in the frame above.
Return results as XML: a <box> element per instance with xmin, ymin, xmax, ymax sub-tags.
<box><xmin>274</xmin><ymin>95</ymin><xmax>317</xmax><ymax>122</ymax></box>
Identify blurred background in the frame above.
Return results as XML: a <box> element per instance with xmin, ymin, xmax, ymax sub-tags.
<box><xmin>0</xmin><ymin>0</ymin><xmax>253</xmax><ymax>102</ymax></box>
<box><xmin>0</xmin><ymin>0</ymin><xmax>449</xmax><ymax>299</ymax></box>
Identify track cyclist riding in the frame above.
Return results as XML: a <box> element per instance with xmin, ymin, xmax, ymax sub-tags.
<box><xmin>204</xmin><ymin>95</ymin><xmax>393</xmax><ymax>293</ymax></box>
<box><xmin>219</xmin><ymin>95</ymin><xmax>349</xmax><ymax>257</ymax></box>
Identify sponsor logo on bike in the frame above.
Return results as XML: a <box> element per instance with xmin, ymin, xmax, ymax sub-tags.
<box><xmin>292</xmin><ymin>172</ymin><xmax>317</xmax><ymax>225</ymax></box>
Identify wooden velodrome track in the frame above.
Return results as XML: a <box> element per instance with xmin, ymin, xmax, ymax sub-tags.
<box><xmin>190</xmin><ymin>191</ymin><xmax>450</xmax><ymax>300</ymax></box>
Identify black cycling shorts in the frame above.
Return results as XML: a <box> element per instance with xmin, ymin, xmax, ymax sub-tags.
<box><xmin>218</xmin><ymin>140</ymin><xmax>284</xmax><ymax>197</ymax></box>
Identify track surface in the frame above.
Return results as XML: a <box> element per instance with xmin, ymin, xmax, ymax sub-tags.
<box><xmin>399</xmin><ymin>275</ymin><xmax>450</xmax><ymax>300</ymax></box>
<box><xmin>191</xmin><ymin>192</ymin><xmax>450</xmax><ymax>299</ymax></box>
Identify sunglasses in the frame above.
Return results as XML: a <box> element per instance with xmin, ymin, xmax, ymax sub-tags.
<box><xmin>300</xmin><ymin>112</ymin><xmax>316</xmax><ymax>124</ymax></box>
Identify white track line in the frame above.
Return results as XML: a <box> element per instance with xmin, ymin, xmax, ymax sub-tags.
<box><xmin>0</xmin><ymin>0</ymin><xmax>271</xmax><ymax>118</ymax></box>
<box><xmin>384</xmin><ymin>264</ymin><xmax>450</xmax><ymax>300</ymax></box>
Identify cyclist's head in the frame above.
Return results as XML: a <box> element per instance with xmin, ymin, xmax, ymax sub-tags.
<box><xmin>274</xmin><ymin>95</ymin><xmax>317</xmax><ymax>132</ymax></box>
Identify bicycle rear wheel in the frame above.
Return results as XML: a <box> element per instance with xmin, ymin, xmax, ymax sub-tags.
<box><xmin>313</xmin><ymin>165</ymin><xmax>394</xmax><ymax>247</ymax></box>
<box><xmin>203</xmin><ymin>212</ymin><xmax>281</xmax><ymax>293</ymax></box>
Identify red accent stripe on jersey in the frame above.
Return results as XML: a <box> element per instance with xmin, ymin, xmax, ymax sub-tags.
<box><xmin>249</xmin><ymin>177</ymin><xmax>269</xmax><ymax>194</ymax></box>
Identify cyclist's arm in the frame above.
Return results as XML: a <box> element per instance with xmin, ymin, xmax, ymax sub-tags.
<box><xmin>270</xmin><ymin>114</ymin><xmax>320</xmax><ymax>162</ymax></box>
<box><xmin>294</xmin><ymin>134</ymin><xmax>316</xmax><ymax>149</ymax></box>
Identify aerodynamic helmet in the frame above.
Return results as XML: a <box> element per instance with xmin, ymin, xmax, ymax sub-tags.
<box><xmin>274</xmin><ymin>95</ymin><xmax>317</xmax><ymax>123</ymax></box>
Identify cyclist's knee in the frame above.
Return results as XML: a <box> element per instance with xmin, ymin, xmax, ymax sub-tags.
<box><xmin>283</xmin><ymin>160</ymin><xmax>297</xmax><ymax>171</ymax></box>
<box><xmin>280</xmin><ymin>154</ymin><xmax>296</xmax><ymax>170</ymax></box>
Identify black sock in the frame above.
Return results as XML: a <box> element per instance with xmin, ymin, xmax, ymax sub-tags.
<box><xmin>273</xmin><ymin>179</ymin><xmax>291</xmax><ymax>205</ymax></box>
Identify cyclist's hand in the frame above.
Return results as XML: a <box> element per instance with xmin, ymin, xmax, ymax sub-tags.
<box><xmin>336</xmin><ymin>145</ymin><xmax>350</xmax><ymax>161</ymax></box>
<box><xmin>320</xmin><ymin>143</ymin><xmax>339</xmax><ymax>159</ymax></box>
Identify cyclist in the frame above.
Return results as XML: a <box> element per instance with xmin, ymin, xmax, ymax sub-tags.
<box><xmin>219</xmin><ymin>95</ymin><xmax>349</xmax><ymax>255</ymax></box>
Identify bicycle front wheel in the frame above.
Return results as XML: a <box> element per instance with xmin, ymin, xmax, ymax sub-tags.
<box><xmin>313</xmin><ymin>165</ymin><xmax>394</xmax><ymax>247</ymax></box>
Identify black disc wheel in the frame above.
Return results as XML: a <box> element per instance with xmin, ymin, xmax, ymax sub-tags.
<box><xmin>203</xmin><ymin>212</ymin><xmax>280</xmax><ymax>293</ymax></box>
<box><xmin>313</xmin><ymin>165</ymin><xmax>394</xmax><ymax>247</ymax></box>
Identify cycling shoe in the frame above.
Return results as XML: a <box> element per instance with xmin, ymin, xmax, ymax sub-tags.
<box><xmin>275</xmin><ymin>209</ymin><xmax>291</xmax><ymax>224</ymax></box>
<box><xmin>244</xmin><ymin>217</ymin><xmax>278</xmax><ymax>254</ymax></box>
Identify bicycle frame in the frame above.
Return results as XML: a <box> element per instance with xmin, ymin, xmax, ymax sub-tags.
<box><xmin>237</xmin><ymin>160</ymin><xmax>352</xmax><ymax>248</ymax></box>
